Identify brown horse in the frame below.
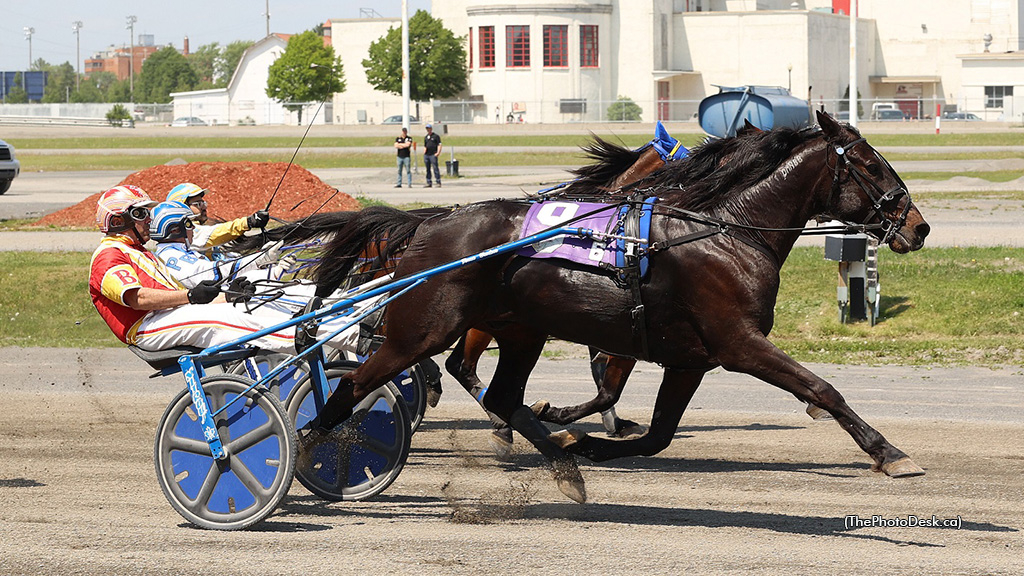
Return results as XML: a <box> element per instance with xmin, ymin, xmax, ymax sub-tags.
<box><xmin>302</xmin><ymin>112</ymin><xmax>930</xmax><ymax>502</ymax></box>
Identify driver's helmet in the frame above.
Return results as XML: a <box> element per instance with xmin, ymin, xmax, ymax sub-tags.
<box><xmin>150</xmin><ymin>201</ymin><xmax>196</xmax><ymax>242</ymax></box>
<box><xmin>166</xmin><ymin>182</ymin><xmax>207</xmax><ymax>204</ymax></box>
<box><xmin>96</xmin><ymin>185</ymin><xmax>157</xmax><ymax>233</ymax></box>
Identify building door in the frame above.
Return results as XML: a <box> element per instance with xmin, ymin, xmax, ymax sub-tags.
<box><xmin>658</xmin><ymin>81</ymin><xmax>670</xmax><ymax>121</ymax></box>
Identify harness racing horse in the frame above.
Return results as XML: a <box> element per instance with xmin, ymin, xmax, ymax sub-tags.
<box><xmin>446</xmin><ymin>128</ymin><xmax>686</xmax><ymax>453</ymax></box>
<box><xmin>301</xmin><ymin>112</ymin><xmax>930</xmax><ymax>502</ymax></box>
<box><xmin>245</xmin><ymin>127</ymin><xmax>690</xmax><ymax>452</ymax></box>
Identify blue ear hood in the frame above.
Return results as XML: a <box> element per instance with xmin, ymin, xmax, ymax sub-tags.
<box><xmin>652</xmin><ymin>120</ymin><xmax>688</xmax><ymax>160</ymax></box>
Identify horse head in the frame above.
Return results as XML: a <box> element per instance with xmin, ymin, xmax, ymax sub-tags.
<box><xmin>816</xmin><ymin>111</ymin><xmax>930</xmax><ymax>253</ymax></box>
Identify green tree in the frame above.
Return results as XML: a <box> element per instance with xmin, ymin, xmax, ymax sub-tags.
<box><xmin>266</xmin><ymin>31</ymin><xmax>345</xmax><ymax>125</ymax></box>
<box><xmin>362</xmin><ymin>10</ymin><xmax>467</xmax><ymax>101</ymax></box>
<box><xmin>606</xmin><ymin>96</ymin><xmax>642</xmax><ymax>122</ymax></box>
<box><xmin>71</xmin><ymin>79</ymin><xmax>104</xmax><ymax>102</ymax></box>
<box><xmin>218</xmin><ymin>40</ymin><xmax>254</xmax><ymax>87</ymax></box>
<box><xmin>105</xmin><ymin>78</ymin><xmax>132</xmax><ymax>103</ymax></box>
<box><xmin>6</xmin><ymin>73</ymin><xmax>28</xmax><ymax>103</ymax></box>
<box><xmin>137</xmin><ymin>46</ymin><xmax>198</xmax><ymax>103</ymax></box>
<box><xmin>41</xmin><ymin>62</ymin><xmax>76</xmax><ymax>103</ymax></box>
<box><xmin>839</xmin><ymin>85</ymin><xmax>865</xmax><ymax>119</ymax></box>
<box><xmin>30</xmin><ymin>57</ymin><xmax>51</xmax><ymax>72</ymax></box>
<box><xmin>188</xmin><ymin>42</ymin><xmax>221</xmax><ymax>84</ymax></box>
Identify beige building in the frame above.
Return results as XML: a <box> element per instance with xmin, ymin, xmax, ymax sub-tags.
<box><xmin>174</xmin><ymin>1</ymin><xmax>1023</xmax><ymax>125</ymax></box>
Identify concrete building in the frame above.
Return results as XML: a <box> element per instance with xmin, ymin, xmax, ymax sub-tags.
<box><xmin>321</xmin><ymin>0</ymin><xmax>1023</xmax><ymax>124</ymax></box>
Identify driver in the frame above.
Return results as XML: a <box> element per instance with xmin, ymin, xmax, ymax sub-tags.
<box><xmin>147</xmin><ymin>199</ymin><xmax>381</xmax><ymax>354</ymax></box>
<box><xmin>88</xmin><ymin>185</ymin><xmax>360</xmax><ymax>354</ymax></box>
<box><xmin>166</xmin><ymin>182</ymin><xmax>270</xmax><ymax>256</ymax></box>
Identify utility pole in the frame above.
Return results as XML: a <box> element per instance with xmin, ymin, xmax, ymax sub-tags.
<box><xmin>264</xmin><ymin>0</ymin><xmax>270</xmax><ymax>37</ymax></box>
<box><xmin>126</xmin><ymin>15</ymin><xmax>137</xmax><ymax>101</ymax></box>
<box><xmin>72</xmin><ymin>21</ymin><xmax>83</xmax><ymax>91</ymax></box>
<box><xmin>24</xmin><ymin>27</ymin><xmax>34</xmax><ymax>71</ymax></box>
<box><xmin>402</xmin><ymin>0</ymin><xmax>410</xmax><ymax>130</ymax></box>
<box><xmin>848</xmin><ymin>0</ymin><xmax>857</xmax><ymax>128</ymax></box>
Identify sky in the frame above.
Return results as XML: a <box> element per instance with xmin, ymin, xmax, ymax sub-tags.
<box><xmin>0</xmin><ymin>0</ymin><xmax>432</xmax><ymax>73</ymax></box>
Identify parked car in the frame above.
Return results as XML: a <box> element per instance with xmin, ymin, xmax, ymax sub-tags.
<box><xmin>0</xmin><ymin>138</ymin><xmax>21</xmax><ymax>195</ymax></box>
<box><xmin>875</xmin><ymin>109</ymin><xmax>908</xmax><ymax>121</ymax></box>
<box><xmin>170</xmin><ymin>116</ymin><xmax>208</xmax><ymax>127</ymax></box>
<box><xmin>382</xmin><ymin>115</ymin><xmax>420</xmax><ymax>125</ymax></box>
<box><xmin>942</xmin><ymin>112</ymin><xmax>982</xmax><ymax>121</ymax></box>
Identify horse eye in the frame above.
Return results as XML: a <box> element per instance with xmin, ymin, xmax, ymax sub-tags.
<box><xmin>866</xmin><ymin>163</ymin><xmax>883</xmax><ymax>177</ymax></box>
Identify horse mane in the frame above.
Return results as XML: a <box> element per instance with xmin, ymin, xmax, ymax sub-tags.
<box><xmin>635</xmin><ymin>126</ymin><xmax>823</xmax><ymax>212</ymax></box>
<box><xmin>540</xmin><ymin>135</ymin><xmax>644</xmax><ymax>198</ymax></box>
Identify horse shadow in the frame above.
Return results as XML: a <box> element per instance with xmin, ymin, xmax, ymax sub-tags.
<box><xmin>520</xmin><ymin>502</ymin><xmax>1017</xmax><ymax>547</ymax></box>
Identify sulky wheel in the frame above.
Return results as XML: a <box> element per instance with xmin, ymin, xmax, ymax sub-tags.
<box><xmin>391</xmin><ymin>362</ymin><xmax>428</xmax><ymax>433</ymax></box>
<box><xmin>228</xmin><ymin>352</ymin><xmax>309</xmax><ymax>404</ymax></box>
<box><xmin>286</xmin><ymin>360</ymin><xmax>411</xmax><ymax>502</ymax></box>
<box><xmin>153</xmin><ymin>374</ymin><xmax>295</xmax><ymax>530</ymax></box>
<box><xmin>330</xmin><ymin>346</ymin><xmax>429</xmax><ymax>433</ymax></box>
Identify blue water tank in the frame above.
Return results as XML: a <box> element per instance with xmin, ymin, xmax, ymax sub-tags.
<box><xmin>698</xmin><ymin>85</ymin><xmax>811</xmax><ymax>138</ymax></box>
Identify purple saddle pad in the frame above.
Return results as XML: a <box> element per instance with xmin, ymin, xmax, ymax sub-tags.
<box><xmin>516</xmin><ymin>202</ymin><xmax>621</xmax><ymax>268</ymax></box>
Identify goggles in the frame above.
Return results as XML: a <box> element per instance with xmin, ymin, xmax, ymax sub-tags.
<box><xmin>188</xmin><ymin>198</ymin><xmax>208</xmax><ymax>208</ymax></box>
<box><xmin>127</xmin><ymin>205</ymin><xmax>151</xmax><ymax>222</ymax></box>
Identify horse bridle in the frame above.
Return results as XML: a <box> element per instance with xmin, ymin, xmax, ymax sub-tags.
<box><xmin>828</xmin><ymin>137</ymin><xmax>913</xmax><ymax>245</ymax></box>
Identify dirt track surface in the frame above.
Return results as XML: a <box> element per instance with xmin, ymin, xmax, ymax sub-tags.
<box><xmin>1</xmin><ymin>348</ymin><xmax>1021</xmax><ymax>575</ymax></box>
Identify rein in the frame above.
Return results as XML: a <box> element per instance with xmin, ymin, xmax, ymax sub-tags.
<box><xmin>644</xmin><ymin>134</ymin><xmax>912</xmax><ymax>265</ymax></box>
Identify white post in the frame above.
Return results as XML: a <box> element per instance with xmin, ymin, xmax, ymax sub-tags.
<box><xmin>265</xmin><ymin>0</ymin><xmax>270</xmax><ymax>37</ymax></box>
<box><xmin>126</xmin><ymin>16</ymin><xmax>137</xmax><ymax>102</ymax></box>
<box><xmin>24</xmin><ymin>27</ymin><xmax>34</xmax><ymax>71</ymax></box>
<box><xmin>401</xmin><ymin>0</ymin><xmax>411</xmax><ymax>130</ymax></box>
<box><xmin>72</xmin><ymin>21</ymin><xmax>83</xmax><ymax>91</ymax></box>
<box><xmin>848</xmin><ymin>0</ymin><xmax>857</xmax><ymax>128</ymax></box>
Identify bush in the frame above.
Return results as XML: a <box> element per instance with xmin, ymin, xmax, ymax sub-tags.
<box><xmin>106</xmin><ymin>104</ymin><xmax>132</xmax><ymax>127</ymax></box>
<box><xmin>606</xmin><ymin>96</ymin><xmax>642</xmax><ymax>122</ymax></box>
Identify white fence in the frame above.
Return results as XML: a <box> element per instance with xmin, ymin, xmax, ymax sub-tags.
<box><xmin>0</xmin><ymin>97</ymin><xmax>1018</xmax><ymax>126</ymax></box>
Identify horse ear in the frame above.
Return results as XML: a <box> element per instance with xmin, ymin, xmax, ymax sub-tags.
<box><xmin>740</xmin><ymin>119</ymin><xmax>763</xmax><ymax>134</ymax></box>
<box><xmin>816</xmin><ymin>110</ymin><xmax>844</xmax><ymax>142</ymax></box>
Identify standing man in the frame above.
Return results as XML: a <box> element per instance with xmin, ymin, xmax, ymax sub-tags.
<box><xmin>394</xmin><ymin>127</ymin><xmax>413</xmax><ymax>188</ymax></box>
<box><xmin>423</xmin><ymin>123</ymin><xmax>442</xmax><ymax>188</ymax></box>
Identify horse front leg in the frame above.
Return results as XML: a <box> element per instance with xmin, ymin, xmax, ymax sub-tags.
<box><xmin>532</xmin><ymin>351</ymin><xmax>645</xmax><ymax>437</ymax></box>
<box><xmin>444</xmin><ymin>330</ymin><xmax>516</xmax><ymax>459</ymax></box>
<box><xmin>481</xmin><ymin>327</ymin><xmax>588</xmax><ymax>503</ymax></box>
<box><xmin>550</xmin><ymin>368</ymin><xmax>705</xmax><ymax>462</ymax></box>
<box><xmin>719</xmin><ymin>334</ymin><xmax>924</xmax><ymax>477</ymax></box>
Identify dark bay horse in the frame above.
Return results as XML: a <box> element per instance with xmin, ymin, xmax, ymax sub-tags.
<box><xmin>303</xmin><ymin>112</ymin><xmax>931</xmax><ymax>502</ymax></box>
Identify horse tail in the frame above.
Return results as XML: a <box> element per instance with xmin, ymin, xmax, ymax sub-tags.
<box><xmin>222</xmin><ymin>211</ymin><xmax>363</xmax><ymax>254</ymax></box>
<box><xmin>314</xmin><ymin>205</ymin><xmax>428</xmax><ymax>293</ymax></box>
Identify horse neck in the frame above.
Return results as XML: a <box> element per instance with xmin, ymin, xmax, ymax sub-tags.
<box><xmin>611</xmin><ymin>147</ymin><xmax>663</xmax><ymax>189</ymax></box>
<box><xmin>716</xmin><ymin>138</ymin><xmax>833</xmax><ymax>261</ymax></box>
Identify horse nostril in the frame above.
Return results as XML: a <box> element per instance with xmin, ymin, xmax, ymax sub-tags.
<box><xmin>916</xmin><ymin>222</ymin><xmax>931</xmax><ymax>239</ymax></box>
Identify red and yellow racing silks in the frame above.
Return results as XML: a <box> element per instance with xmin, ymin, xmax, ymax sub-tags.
<box><xmin>89</xmin><ymin>235</ymin><xmax>184</xmax><ymax>344</ymax></box>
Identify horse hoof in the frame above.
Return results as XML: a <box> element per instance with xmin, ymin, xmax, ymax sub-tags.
<box><xmin>880</xmin><ymin>457</ymin><xmax>926</xmax><ymax>478</ymax></box>
<box><xmin>488</xmin><ymin>428</ymin><xmax>514</xmax><ymax>462</ymax></box>
<box><xmin>552</xmin><ymin>459</ymin><xmax>587</xmax><ymax>504</ymax></box>
<box><xmin>549</xmin><ymin>428</ymin><xmax>585</xmax><ymax>449</ymax></box>
<box><xmin>426</xmin><ymin>387</ymin><xmax>442</xmax><ymax>409</ymax></box>
<box><xmin>805</xmin><ymin>402</ymin><xmax>834</xmax><ymax>421</ymax></box>
<box><xmin>613</xmin><ymin>419</ymin><xmax>646</xmax><ymax>439</ymax></box>
<box><xmin>530</xmin><ymin>400</ymin><xmax>550</xmax><ymax>418</ymax></box>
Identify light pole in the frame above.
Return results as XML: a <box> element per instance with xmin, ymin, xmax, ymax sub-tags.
<box><xmin>264</xmin><ymin>0</ymin><xmax>270</xmax><ymax>37</ymax></box>
<box><xmin>24</xmin><ymin>27</ymin><xmax>35</xmax><ymax>71</ymax></box>
<box><xmin>126</xmin><ymin>15</ymin><xmax>137</xmax><ymax>101</ymax></box>
<box><xmin>72</xmin><ymin>21</ymin><xmax>83</xmax><ymax>91</ymax></box>
<box><xmin>787</xmin><ymin>63</ymin><xmax>792</xmax><ymax>92</ymax></box>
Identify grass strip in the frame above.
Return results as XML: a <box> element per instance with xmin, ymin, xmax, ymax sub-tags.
<box><xmin>1</xmin><ymin>246</ymin><xmax>1021</xmax><ymax>366</ymax></box>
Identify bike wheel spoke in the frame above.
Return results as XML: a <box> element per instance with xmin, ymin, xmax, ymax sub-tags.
<box><xmin>225</xmin><ymin>421</ymin><xmax>276</xmax><ymax>454</ymax></box>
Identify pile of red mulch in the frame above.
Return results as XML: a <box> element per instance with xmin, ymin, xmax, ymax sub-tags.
<box><xmin>34</xmin><ymin>162</ymin><xmax>359</xmax><ymax>228</ymax></box>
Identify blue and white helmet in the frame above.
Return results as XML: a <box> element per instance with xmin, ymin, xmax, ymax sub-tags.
<box><xmin>150</xmin><ymin>201</ymin><xmax>196</xmax><ymax>242</ymax></box>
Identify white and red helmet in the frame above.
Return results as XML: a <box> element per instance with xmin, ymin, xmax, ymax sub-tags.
<box><xmin>95</xmin><ymin>185</ymin><xmax>158</xmax><ymax>232</ymax></box>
